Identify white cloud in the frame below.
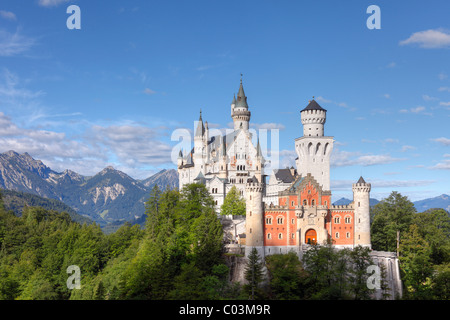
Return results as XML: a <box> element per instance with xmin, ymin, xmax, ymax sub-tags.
<box><xmin>331</xmin><ymin>179</ymin><xmax>434</xmax><ymax>190</ymax></box>
<box><xmin>422</xmin><ymin>94</ymin><xmax>438</xmax><ymax>101</ymax></box>
<box><xmin>143</xmin><ymin>88</ymin><xmax>156</xmax><ymax>95</ymax></box>
<box><xmin>438</xmin><ymin>87</ymin><xmax>450</xmax><ymax>92</ymax></box>
<box><xmin>429</xmin><ymin>159</ymin><xmax>450</xmax><ymax>170</ymax></box>
<box><xmin>439</xmin><ymin>101</ymin><xmax>450</xmax><ymax>107</ymax></box>
<box><xmin>0</xmin><ymin>10</ymin><xmax>16</xmax><ymax>21</ymax></box>
<box><xmin>438</xmin><ymin>72</ymin><xmax>448</xmax><ymax>80</ymax></box>
<box><xmin>399</xmin><ymin>29</ymin><xmax>450</xmax><ymax>49</ymax></box>
<box><xmin>386</xmin><ymin>62</ymin><xmax>396</xmax><ymax>68</ymax></box>
<box><xmin>0</xmin><ymin>29</ymin><xmax>36</xmax><ymax>57</ymax></box>
<box><xmin>383</xmin><ymin>93</ymin><xmax>390</xmax><ymax>99</ymax></box>
<box><xmin>250</xmin><ymin>123</ymin><xmax>285</xmax><ymax>130</ymax></box>
<box><xmin>399</xmin><ymin>106</ymin><xmax>432</xmax><ymax>115</ymax></box>
<box><xmin>38</xmin><ymin>0</ymin><xmax>70</xmax><ymax>7</ymax></box>
<box><xmin>401</xmin><ymin>145</ymin><xmax>416</xmax><ymax>152</ymax></box>
<box><xmin>330</xmin><ymin>149</ymin><xmax>404</xmax><ymax>168</ymax></box>
<box><xmin>432</xmin><ymin>137</ymin><xmax>450</xmax><ymax>146</ymax></box>
<box><xmin>314</xmin><ymin>96</ymin><xmax>354</xmax><ymax>111</ymax></box>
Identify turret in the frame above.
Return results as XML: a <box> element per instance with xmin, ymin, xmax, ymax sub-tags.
<box><xmin>352</xmin><ymin>176</ymin><xmax>372</xmax><ymax>248</ymax></box>
<box><xmin>219</xmin><ymin>136</ymin><xmax>227</xmax><ymax>179</ymax></box>
<box><xmin>294</xmin><ymin>99</ymin><xmax>334</xmax><ymax>191</ymax></box>
<box><xmin>194</xmin><ymin>109</ymin><xmax>206</xmax><ymax>175</ymax></box>
<box><xmin>177</xmin><ymin>149</ymin><xmax>183</xmax><ymax>168</ymax></box>
<box><xmin>301</xmin><ymin>99</ymin><xmax>327</xmax><ymax>137</ymax></box>
<box><xmin>245</xmin><ymin>181</ymin><xmax>265</xmax><ymax>258</ymax></box>
<box><xmin>231</xmin><ymin>78</ymin><xmax>251</xmax><ymax>131</ymax></box>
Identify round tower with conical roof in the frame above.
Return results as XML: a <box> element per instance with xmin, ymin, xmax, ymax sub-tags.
<box><xmin>231</xmin><ymin>78</ymin><xmax>251</xmax><ymax>131</ymax></box>
<box><xmin>352</xmin><ymin>176</ymin><xmax>372</xmax><ymax>248</ymax></box>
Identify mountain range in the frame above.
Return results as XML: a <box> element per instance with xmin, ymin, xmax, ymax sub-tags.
<box><xmin>333</xmin><ymin>195</ymin><xmax>450</xmax><ymax>213</ymax></box>
<box><xmin>0</xmin><ymin>150</ymin><xmax>179</xmax><ymax>226</ymax></box>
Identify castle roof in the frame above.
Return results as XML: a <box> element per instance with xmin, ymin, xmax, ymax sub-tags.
<box><xmin>273</xmin><ymin>168</ymin><xmax>295</xmax><ymax>183</ymax></box>
<box><xmin>301</xmin><ymin>99</ymin><xmax>327</xmax><ymax>112</ymax></box>
<box><xmin>357</xmin><ymin>176</ymin><xmax>366</xmax><ymax>184</ymax></box>
<box><xmin>195</xmin><ymin>110</ymin><xmax>205</xmax><ymax>137</ymax></box>
<box><xmin>235</xmin><ymin>79</ymin><xmax>248</xmax><ymax>109</ymax></box>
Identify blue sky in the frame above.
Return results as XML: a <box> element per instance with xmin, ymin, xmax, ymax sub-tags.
<box><xmin>0</xmin><ymin>0</ymin><xmax>449</xmax><ymax>202</ymax></box>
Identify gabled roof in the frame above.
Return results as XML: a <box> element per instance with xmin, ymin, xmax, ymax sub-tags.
<box><xmin>357</xmin><ymin>176</ymin><xmax>366</xmax><ymax>184</ymax></box>
<box><xmin>301</xmin><ymin>99</ymin><xmax>327</xmax><ymax>112</ymax></box>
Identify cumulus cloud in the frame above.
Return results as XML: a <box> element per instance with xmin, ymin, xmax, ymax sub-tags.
<box><xmin>330</xmin><ymin>149</ymin><xmax>404</xmax><ymax>168</ymax></box>
<box><xmin>432</xmin><ymin>137</ymin><xmax>450</xmax><ymax>146</ymax></box>
<box><xmin>0</xmin><ymin>112</ymin><xmax>175</xmax><ymax>178</ymax></box>
<box><xmin>399</xmin><ymin>29</ymin><xmax>450</xmax><ymax>49</ymax></box>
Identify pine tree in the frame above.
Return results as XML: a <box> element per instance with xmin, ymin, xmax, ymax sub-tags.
<box><xmin>244</xmin><ymin>248</ymin><xmax>265</xmax><ymax>300</ymax></box>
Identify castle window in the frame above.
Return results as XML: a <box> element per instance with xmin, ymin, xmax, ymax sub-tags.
<box><xmin>346</xmin><ymin>232</ymin><xmax>350</xmax><ymax>238</ymax></box>
<box><xmin>358</xmin><ymin>202</ymin><xmax>361</xmax><ymax>207</ymax></box>
<box><xmin>335</xmin><ymin>232</ymin><xmax>339</xmax><ymax>238</ymax></box>
<box><xmin>249</xmin><ymin>211</ymin><xmax>252</xmax><ymax>216</ymax></box>
<box><xmin>250</xmin><ymin>228</ymin><xmax>252</xmax><ymax>234</ymax></box>
<box><xmin>291</xmin><ymin>218</ymin><xmax>295</xmax><ymax>224</ymax></box>
<box><xmin>345</xmin><ymin>216</ymin><xmax>351</xmax><ymax>224</ymax></box>
<box><xmin>215</xmin><ymin>200</ymin><xmax>218</xmax><ymax>205</ymax></box>
<box><xmin>303</xmin><ymin>200</ymin><xmax>307</xmax><ymax>205</ymax></box>
<box><xmin>267</xmin><ymin>233</ymin><xmax>271</xmax><ymax>239</ymax></box>
<box><xmin>291</xmin><ymin>201</ymin><xmax>295</xmax><ymax>207</ymax></box>
<box><xmin>278</xmin><ymin>233</ymin><xmax>283</xmax><ymax>239</ymax></box>
<box><xmin>291</xmin><ymin>233</ymin><xmax>295</xmax><ymax>239</ymax></box>
<box><xmin>324</xmin><ymin>201</ymin><xmax>327</xmax><ymax>206</ymax></box>
<box><xmin>277</xmin><ymin>217</ymin><xmax>284</xmax><ymax>225</ymax></box>
<box><xmin>311</xmin><ymin>199</ymin><xmax>315</xmax><ymax>206</ymax></box>
<box><xmin>266</xmin><ymin>217</ymin><xmax>272</xmax><ymax>225</ymax></box>
<box><xmin>334</xmin><ymin>216</ymin><xmax>341</xmax><ymax>224</ymax></box>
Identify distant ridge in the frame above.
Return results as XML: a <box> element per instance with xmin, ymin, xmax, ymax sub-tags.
<box><xmin>0</xmin><ymin>150</ymin><xmax>179</xmax><ymax>227</ymax></box>
<box><xmin>333</xmin><ymin>195</ymin><xmax>450</xmax><ymax>213</ymax></box>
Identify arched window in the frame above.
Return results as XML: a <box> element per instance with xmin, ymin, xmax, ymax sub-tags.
<box><xmin>266</xmin><ymin>217</ymin><xmax>272</xmax><ymax>225</ymax></box>
<box><xmin>303</xmin><ymin>199</ymin><xmax>307</xmax><ymax>205</ymax></box>
<box><xmin>311</xmin><ymin>199</ymin><xmax>315</xmax><ymax>206</ymax></box>
<box><xmin>334</xmin><ymin>216</ymin><xmax>341</xmax><ymax>224</ymax></box>
<box><xmin>267</xmin><ymin>233</ymin><xmax>272</xmax><ymax>239</ymax></box>
<box><xmin>345</xmin><ymin>216</ymin><xmax>351</xmax><ymax>224</ymax></box>
<box><xmin>277</xmin><ymin>217</ymin><xmax>284</xmax><ymax>225</ymax></box>
<box><xmin>278</xmin><ymin>233</ymin><xmax>283</xmax><ymax>239</ymax></box>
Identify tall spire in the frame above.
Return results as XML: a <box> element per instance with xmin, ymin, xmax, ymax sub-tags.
<box><xmin>236</xmin><ymin>76</ymin><xmax>248</xmax><ymax>108</ymax></box>
<box><xmin>195</xmin><ymin>109</ymin><xmax>205</xmax><ymax>137</ymax></box>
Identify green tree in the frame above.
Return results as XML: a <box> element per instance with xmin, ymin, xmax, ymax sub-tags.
<box><xmin>265</xmin><ymin>252</ymin><xmax>308</xmax><ymax>300</ymax></box>
<box><xmin>244</xmin><ymin>248</ymin><xmax>265</xmax><ymax>300</ymax></box>
<box><xmin>220</xmin><ymin>186</ymin><xmax>246</xmax><ymax>216</ymax></box>
<box><xmin>371</xmin><ymin>191</ymin><xmax>416</xmax><ymax>252</ymax></box>
<box><xmin>302</xmin><ymin>243</ymin><xmax>350</xmax><ymax>299</ymax></box>
<box><xmin>399</xmin><ymin>224</ymin><xmax>433</xmax><ymax>299</ymax></box>
<box><xmin>347</xmin><ymin>246</ymin><xmax>374</xmax><ymax>300</ymax></box>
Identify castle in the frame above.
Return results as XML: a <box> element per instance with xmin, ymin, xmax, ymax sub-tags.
<box><xmin>177</xmin><ymin>79</ymin><xmax>403</xmax><ymax>299</ymax></box>
<box><xmin>177</xmin><ymin>79</ymin><xmax>372</xmax><ymax>257</ymax></box>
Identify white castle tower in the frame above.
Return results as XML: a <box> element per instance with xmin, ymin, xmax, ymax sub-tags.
<box><xmin>353</xmin><ymin>176</ymin><xmax>372</xmax><ymax>248</ymax></box>
<box><xmin>294</xmin><ymin>99</ymin><xmax>334</xmax><ymax>190</ymax></box>
<box><xmin>231</xmin><ymin>78</ymin><xmax>251</xmax><ymax>131</ymax></box>
<box><xmin>245</xmin><ymin>180</ymin><xmax>265</xmax><ymax>258</ymax></box>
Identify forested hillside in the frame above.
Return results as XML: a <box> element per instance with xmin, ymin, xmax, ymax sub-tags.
<box><xmin>0</xmin><ymin>187</ymin><xmax>448</xmax><ymax>300</ymax></box>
